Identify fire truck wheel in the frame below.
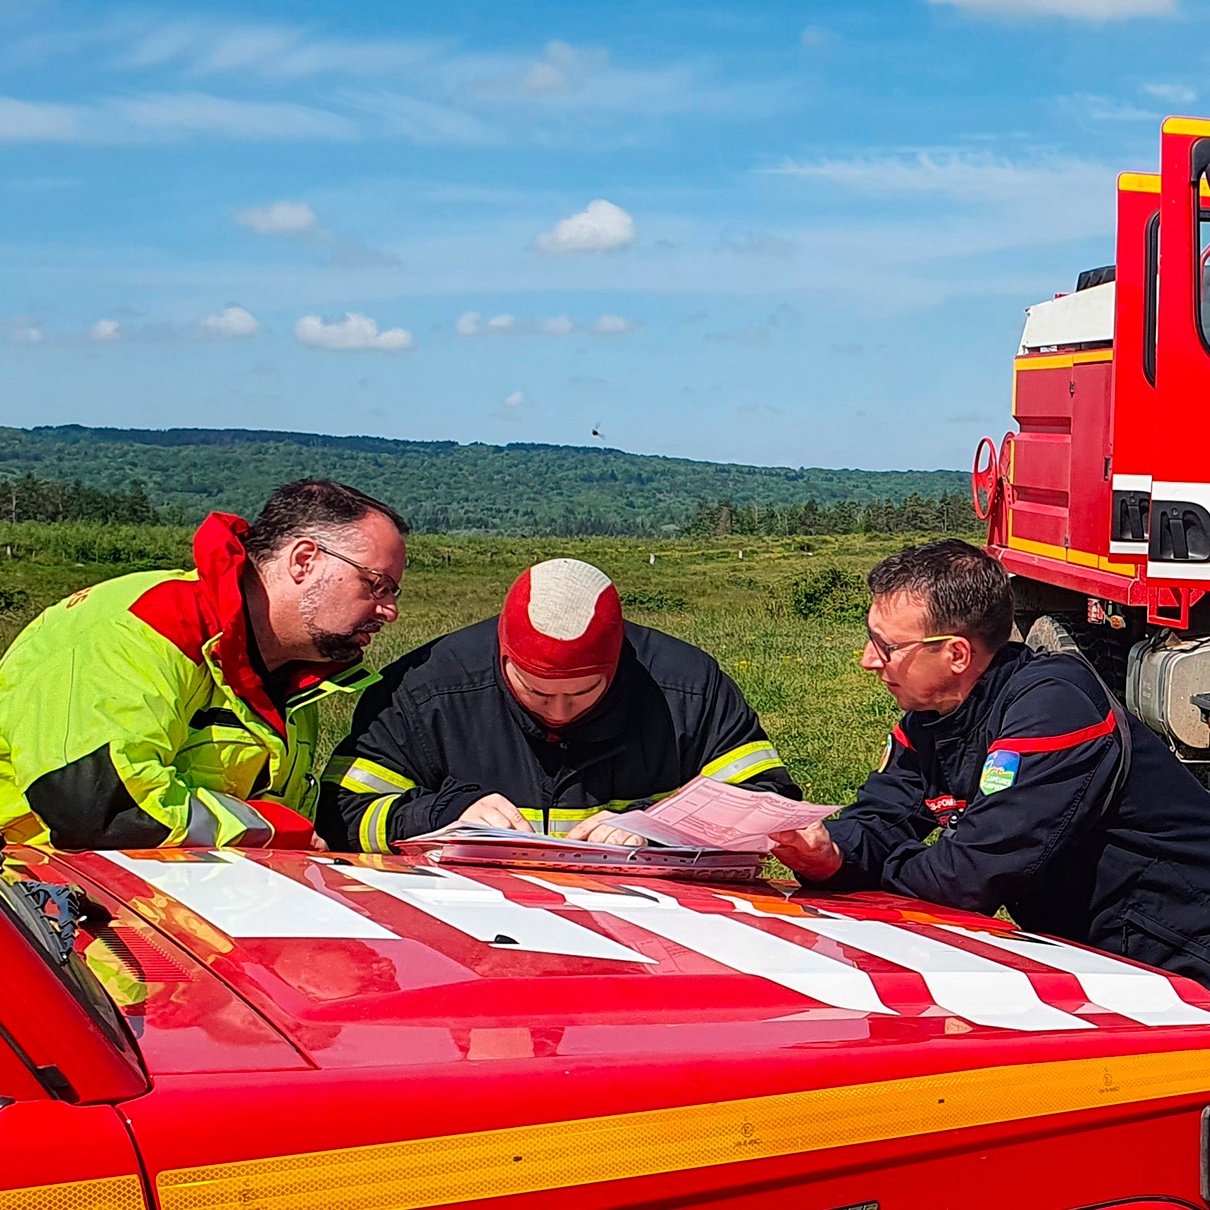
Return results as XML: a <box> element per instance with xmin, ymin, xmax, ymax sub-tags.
<box><xmin>1025</xmin><ymin>613</ymin><xmax>1129</xmax><ymax>698</ymax></box>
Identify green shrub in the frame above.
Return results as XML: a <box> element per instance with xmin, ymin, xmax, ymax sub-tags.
<box><xmin>618</xmin><ymin>588</ymin><xmax>688</xmax><ymax>613</ymax></box>
<box><xmin>785</xmin><ymin>566</ymin><xmax>869</xmax><ymax>623</ymax></box>
<box><xmin>0</xmin><ymin>586</ymin><xmax>27</xmax><ymax>613</ymax></box>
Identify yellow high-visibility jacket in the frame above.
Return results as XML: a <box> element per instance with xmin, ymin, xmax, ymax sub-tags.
<box><xmin>0</xmin><ymin>513</ymin><xmax>375</xmax><ymax>849</ymax></box>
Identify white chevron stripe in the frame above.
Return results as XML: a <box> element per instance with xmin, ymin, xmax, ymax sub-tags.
<box><xmin>779</xmin><ymin>908</ymin><xmax>1092</xmax><ymax>1032</ymax></box>
<box><xmin>101</xmin><ymin>851</ymin><xmax>396</xmax><ymax>940</ymax></box>
<box><xmin>520</xmin><ymin>876</ymin><xmax>894</xmax><ymax>1017</ymax></box>
<box><xmin>340</xmin><ymin>865</ymin><xmax>655</xmax><ymax>964</ymax></box>
<box><xmin>937</xmin><ymin>924</ymin><xmax>1210</xmax><ymax>1027</ymax></box>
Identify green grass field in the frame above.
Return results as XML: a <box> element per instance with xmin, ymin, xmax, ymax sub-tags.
<box><xmin>0</xmin><ymin>526</ymin><xmax>959</xmax><ymax>806</ymax></box>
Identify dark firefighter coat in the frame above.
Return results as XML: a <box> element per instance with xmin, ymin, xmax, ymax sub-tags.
<box><xmin>318</xmin><ymin>618</ymin><xmax>801</xmax><ymax>851</ymax></box>
<box><xmin>825</xmin><ymin>641</ymin><xmax>1210</xmax><ymax>988</ymax></box>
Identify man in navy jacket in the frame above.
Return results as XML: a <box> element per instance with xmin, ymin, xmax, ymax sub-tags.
<box><xmin>773</xmin><ymin>539</ymin><xmax>1210</xmax><ymax>988</ymax></box>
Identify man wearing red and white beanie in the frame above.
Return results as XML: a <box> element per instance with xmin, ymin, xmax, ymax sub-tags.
<box><xmin>319</xmin><ymin>558</ymin><xmax>800</xmax><ymax>852</ymax></box>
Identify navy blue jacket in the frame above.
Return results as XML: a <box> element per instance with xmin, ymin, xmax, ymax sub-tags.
<box><xmin>317</xmin><ymin>619</ymin><xmax>800</xmax><ymax>852</ymax></box>
<box><xmin>826</xmin><ymin>642</ymin><xmax>1210</xmax><ymax>987</ymax></box>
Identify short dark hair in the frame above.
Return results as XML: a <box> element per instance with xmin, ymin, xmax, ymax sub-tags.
<box><xmin>867</xmin><ymin>538</ymin><xmax>1014</xmax><ymax>652</ymax></box>
<box><xmin>243</xmin><ymin>480</ymin><xmax>409</xmax><ymax>565</ymax></box>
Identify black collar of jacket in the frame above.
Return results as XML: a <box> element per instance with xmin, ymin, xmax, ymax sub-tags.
<box><xmin>493</xmin><ymin>635</ymin><xmax>640</xmax><ymax>745</ymax></box>
<box><xmin>917</xmin><ymin>641</ymin><xmax>1031</xmax><ymax>735</ymax></box>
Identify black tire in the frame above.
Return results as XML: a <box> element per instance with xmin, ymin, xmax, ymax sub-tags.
<box><xmin>1024</xmin><ymin>613</ymin><xmax>1129</xmax><ymax>698</ymax></box>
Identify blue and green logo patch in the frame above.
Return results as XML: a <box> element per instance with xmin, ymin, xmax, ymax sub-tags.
<box><xmin>979</xmin><ymin>749</ymin><xmax>1020</xmax><ymax>795</ymax></box>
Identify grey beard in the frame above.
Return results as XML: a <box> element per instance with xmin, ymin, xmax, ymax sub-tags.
<box><xmin>308</xmin><ymin>627</ymin><xmax>364</xmax><ymax>663</ymax></box>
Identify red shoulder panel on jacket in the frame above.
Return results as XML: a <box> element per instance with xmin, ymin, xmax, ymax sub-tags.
<box><xmin>128</xmin><ymin>578</ymin><xmax>212</xmax><ymax>665</ymax></box>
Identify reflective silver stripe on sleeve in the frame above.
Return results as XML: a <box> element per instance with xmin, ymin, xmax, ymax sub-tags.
<box><xmin>185</xmin><ymin>792</ymin><xmax>273</xmax><ymax>847</ymax></box>
<box><xmin>213</xmin><ymin>793</ymin><xmax>274</xmax><ymax>846</ymax></box>
<box><xmin>701</xmin><ymin>741</ymin><xmax>785</xmax><ymax>785</ymax></box>
<box><xmin>184</xmin><ymin>795</ymin><xmax>221</xmax><ymax>847</ymax></box>
<box><xmin>325</xmin><ymin>757</ymin><xmax>417</xmax><ymax>797</ymax></box>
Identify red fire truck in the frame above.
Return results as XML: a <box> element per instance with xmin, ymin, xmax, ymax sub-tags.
<box><xmin>978</xmin><ymin>116</ymin><xmax>1210</xmax><ymax>766</ymax></box>
<box><xmin>6</xmin><ymin>841</ymin><xmax>1210</xmax><ymax>1209</ymax></box>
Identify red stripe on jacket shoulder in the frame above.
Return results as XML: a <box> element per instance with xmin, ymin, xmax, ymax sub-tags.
<box><xmin>892</xmin><ymin>724</ymin><xmax>914</xmax><ymax>750</ymax></box>
<box><xmin>988</xmin><ymin>711</ymin><xmax>1115</xmax><ymax>754</ymax></box>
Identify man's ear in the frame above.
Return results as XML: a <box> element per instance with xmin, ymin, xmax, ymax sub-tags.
<box><xmin>948</xmin><ymin>636</ymin><xmax>975</xmax><ymax>674</ymax></box>
<box><xmin>283</xmin><ymin>538</ymin><xmax>320</xmax><ymax>586</ymax></box>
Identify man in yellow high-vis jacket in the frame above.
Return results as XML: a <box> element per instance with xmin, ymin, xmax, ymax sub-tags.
<box><xmin>0</xmin><ymin>480</ymin><xmax>407</xmax><ymax>850</ymax></box>
<box><xmin>318</xmin><ymin>557</ymin><xmax>799</xmax><ymax>853</ymax></box>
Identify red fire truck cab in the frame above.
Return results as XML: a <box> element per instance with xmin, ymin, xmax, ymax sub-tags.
<box><xmin>6</xmin><ymin>843</ymin><xmax>1210</xmax><ymax>1209</ymax></box>
<box><xmin>979</xmin><ymin>116</ymin><xmax>1210</xmax><ymax>766</ymax></box>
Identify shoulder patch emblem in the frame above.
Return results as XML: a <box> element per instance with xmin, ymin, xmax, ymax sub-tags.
<box><xmin>980</xmin><ymin>749</ymin><xmax>1021</xmax><ymax>795</ymax></box>
<box><xmin>876</xmin><ymin>733</ymin><xmax>894</xmax><ymax>774</ymax></box>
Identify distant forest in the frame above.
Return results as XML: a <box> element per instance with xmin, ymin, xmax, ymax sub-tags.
<box><xmin>0</xmin><ymin>426</ymin><xmax>973</xmax><ymax>537</ymax></box>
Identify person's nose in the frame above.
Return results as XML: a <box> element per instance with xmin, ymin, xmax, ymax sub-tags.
<box><xmin>859</xmin><ymin>641</ymin><xmax>883</xmax><ymax>672</ymax></box>
<box><xmin>375</xmin><ymin>595</ymin><xmax>399</xmax><ymax>623</ymax></box>
<box><xmin>545</xmin><ymin>697</ymin><xmax>577</xmax><ymax>724</ymax></box>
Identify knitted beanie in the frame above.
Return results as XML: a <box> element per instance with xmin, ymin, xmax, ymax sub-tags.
<box><xmin>498</xmin><ymin>558</ymin><xmax>624</xmax><ymax>680</ymax></box>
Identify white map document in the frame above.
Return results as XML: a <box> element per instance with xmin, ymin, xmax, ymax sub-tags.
<box><xmin>619</xmin><ymin>778</ymin><xmax>837</xmax><ymax>852</ymax></box>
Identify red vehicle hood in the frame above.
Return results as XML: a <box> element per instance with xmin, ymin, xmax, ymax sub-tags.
<box><xmin>22</xmin><ymin>846</ymin><xmax>1210</xmax><ymax>1095</ymax></box>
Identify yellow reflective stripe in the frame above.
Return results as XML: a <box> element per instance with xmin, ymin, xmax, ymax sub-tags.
<box><xmin>155</xmin><ymin>1046</ymin><xmax>1210</xmax><ymax>1210</ymax></box>
<box><xmin>0</xmin><ymin>1174</ymin><xmax>147</xmax><ymax>1210</ymax></box>
<box><xmin>700</xmin><ymin>741</ymin><xmax>784</xmax><ymax>784</ymax></box>
<box><xmin>358</xmin><ymin>795</ymin><xmax>398</xmax><ymax>854</ymax></box>
<box><xmin>324</xmin><ymin>757</ymin><xmax>417</xmax><ymax>797</ymax></box>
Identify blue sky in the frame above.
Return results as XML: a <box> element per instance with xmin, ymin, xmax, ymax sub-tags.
<box><xmin>0</xmin><ymin>0</ymin><xmax>1198</xmax><ymax>470</ymax></box>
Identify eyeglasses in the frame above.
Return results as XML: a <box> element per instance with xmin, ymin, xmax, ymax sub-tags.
<box><xmin>314</xmin><ymin>543</ymin><xmax>401</xmax><ymax>601</ymax></box>
<box><xmin>865</xmin><ymin>627</ymin><xmax>959</xmax><ymax>665</ymax></box>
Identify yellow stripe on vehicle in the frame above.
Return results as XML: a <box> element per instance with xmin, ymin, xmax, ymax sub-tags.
<box><xmin>0</xmin><ymin>1174</ymin><xmax>147</xmax><ymax>1210</ymax></box>
<box><xmin>156</xmin><ymin>1046</ymin><xmax>1210</xmax><ymax>1210</ymax></box>
<box><xmin>1119</xmin><ymin>172</ymin><xmax>1160</xmax><ymax>194</ymax></box>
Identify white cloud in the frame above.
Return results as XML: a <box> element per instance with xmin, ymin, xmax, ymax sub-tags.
<box><xmin>593</xmin><ymin>313</ymin><xmax>634</xmax><ymax>334</ymax></box>
<box><xmin>202</xmin><ymin>306</ymin><xmax>260</xmax><ymax>337</ymax></box>
<box><xmin>503</xmin><ymin>390</ymin><xmax>525</xmax><ymax>407</ymax></box>
<box><xmin>236</xmin><ymin>201</ymin><xmax>317</xmax><ymax>235</ymax></box>
<box><xmin>1142</xmin><ymin>82</ymin><xmax>1197</xmax><ymax>105</ymax></box>
<box><xmin>541</xmin><ymin>315</ymin><xmax>575</xmax><ymax>335</ymax></box>
<box><xmin>90</xmin><ymin>318</ymin><xmax>120</xmax><ymax>342</ymax></box>
<box><xmin>294</xmin><ymin>312</ymin><xmax>413</xmax><ymax>351</ymax></box>
<box><xmin>233</xmin><ymin>199</ymin><xmax>398</xmax><ymax>267</ymax></box>
<box><xmin>12</xmin><ymin>321</ymin><xmax>43</xmax><ymax>345</ymax></box>
<box><xmin>455</xmin><ymin>310</ymin><xmax>481</xmax><ymax>336</ymax></box>
<box><xmin>928</xmin><ymin>0</ymin><xmax>1175</xmax><ymax>17</ymax></box>
<box><xmin>487</xmin><ymin>313</ymin><xmax>518</xmax><ymax>332</ymax></box>
<box><xmin>535</xmin><ymin>199</ymin><xmax>636</xmax><ymax>254</ymax></box>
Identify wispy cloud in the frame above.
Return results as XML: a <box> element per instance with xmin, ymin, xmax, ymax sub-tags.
<box><xmin>1141</xmin><ymin>82</ymin><xmax>1197</xmax><ymax>105</ymax></box>
<box><xmin>234</xmin><ymin>200</ymin><xmax>398</xmax><ymax>268</ymax></box>
<box><xmin>928</xmin><ymin>0</ymin><xmax>1176</xmax><ymax>17</ymax></box>
<box><xmin>90</xmin><ymin>318</ymin><xmax>120</xmax><ymax>341</ymax></box>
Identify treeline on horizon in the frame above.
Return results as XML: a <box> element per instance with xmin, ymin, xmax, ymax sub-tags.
<box><xmin>0</xmin><ymin>470</ymin><xmax>981</xmax><ymax>540</ymax></box>
<box><xmin>686</xmin><ymin>491</ymin><xmax>979</xmax><ymax>537</ymax></box>
<box><xmin>0</xmin><ymin>426</ymin><xmax>972</xmax><ymax>537</ymax></box>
